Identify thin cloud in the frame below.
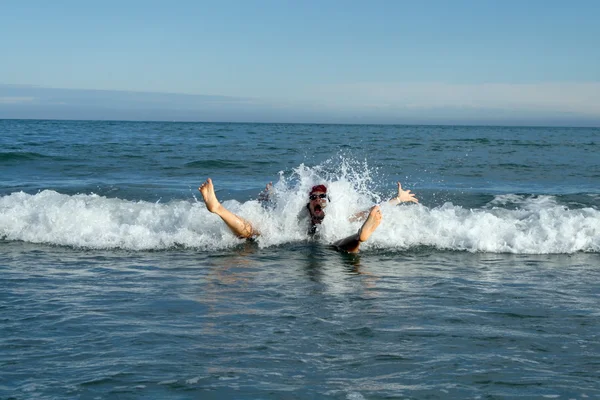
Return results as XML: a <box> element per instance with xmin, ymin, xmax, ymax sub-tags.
<box><xmin>307</xmin><ymin>82</ymin><xmax>600</xmax><ymax>116</ymax></box>
<box><xmin>0</xmin><ymin>96</ymin><xmax>35</xmax><ymax>104</ymax></box>
<box><xmin>2</xmin><ymin>83</ymin><xmax>599</xmax><ymax>126</ymax></box>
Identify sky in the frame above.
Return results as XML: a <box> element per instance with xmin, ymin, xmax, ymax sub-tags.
<box><xmin>1</xmin><ymin>0</ymin><xmax>600</xmax><ymax>126</ymax></box>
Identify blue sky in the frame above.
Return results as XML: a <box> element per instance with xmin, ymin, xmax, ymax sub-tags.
<box><xmin>1</xmin><ymin>0</ymin><xmax>599</xmax><ymax>125</ymax></box>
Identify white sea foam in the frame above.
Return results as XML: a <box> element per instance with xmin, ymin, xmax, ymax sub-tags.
<box><xmin>1</xmin><ymin>163</ymin><xmax>599</xmax><ymax>254</ymax></box>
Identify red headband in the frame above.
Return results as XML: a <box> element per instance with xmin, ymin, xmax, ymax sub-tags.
<box><xmin>309</xmin><ymin>185</ymin><xmax>327</xmax><ymax>195</ymax></box>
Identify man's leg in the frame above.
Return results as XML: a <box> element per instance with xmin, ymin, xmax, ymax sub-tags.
<box><xmin>333</xmin><ymin>205</ymin><xmax>382</xmax><ymax>253</ymax></box>
<box><xmin>199</xmin><ymin>178</ymin><xmax>257</xmax><ymax>239</ymax></box>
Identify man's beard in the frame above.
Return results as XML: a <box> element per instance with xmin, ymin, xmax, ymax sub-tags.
<box><xmin>310</xmin><ymin>207</ymin><xmax>325</xmax><ymax>224</ymax></box>
<box><xmin>311</xmin><ymin>214</ymin><xmax>325</xmax><ymax>224</ymax></box>
<box><xmin>308</xmin><ymin>203</ymin><xmax>326</xmax><ymax>224</ymax></box>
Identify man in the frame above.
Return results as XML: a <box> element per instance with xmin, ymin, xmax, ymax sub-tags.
<box><xmin>198</xmin><ymin>178</ymin><xmax>418</xmax><ymax>253</ymax></box>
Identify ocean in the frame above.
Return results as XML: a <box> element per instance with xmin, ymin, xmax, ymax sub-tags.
<box><xmin>1</xmin><ymin>119</ymin><xmax>599</xmax><ymax>399</ymax></box>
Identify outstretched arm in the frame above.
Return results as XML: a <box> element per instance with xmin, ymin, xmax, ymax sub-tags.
<box><xmin>388</xmin><ymin>181</ymin><xmax>418</xmax><ymax>206</ymax></box>
<box><xmin>349</xmin><ymin>181</ymin><xmax>418</xmax><ymax>222</ymax></box>
<box><xmin>199</xmin><ymin>178</ymin><xmax>257</xmax><ymax>239</ymax></box>
<box><xmin>258</xmin><ymin>182</ymin><xmax>273</xmax><ymax>204</ymax></box>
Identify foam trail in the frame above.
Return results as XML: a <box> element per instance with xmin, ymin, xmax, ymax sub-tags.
<box><xmin>372</xmin><ymin>200</ymin><xmax>600</xmax><ymax>254</ymax></box>
<box><xmin>1</xmin><ymin>160</ymin><xmax>599</xmax><ymax>253</ymax></box>
<box><xmin>0</xmin><ymin>190</ymin><xmax>235</xmax><ymax>250</ymax></box>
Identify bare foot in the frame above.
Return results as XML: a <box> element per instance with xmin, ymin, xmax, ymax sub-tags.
<box><xmin>358</xmin><ymin>205</ymin><xmax>382</xmax><ymax>242</ymax></box>
<box><xmin>198</xmin><ymin>178</ymin><xmax>222</xmax><ymax>213</ymax></box>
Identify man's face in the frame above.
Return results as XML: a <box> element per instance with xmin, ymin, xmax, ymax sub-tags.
<box><xmin>308</xmin><ymin>191</ymin><xmax>327</xmax><ymax>223</ymax></box>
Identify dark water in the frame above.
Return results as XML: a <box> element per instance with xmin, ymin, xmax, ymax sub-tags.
<box><xmin>1</xmin><ymin>119</ymin><xmax>599</xmax><ymax>399</ymax></box>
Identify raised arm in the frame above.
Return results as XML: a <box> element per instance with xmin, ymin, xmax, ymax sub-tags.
<box><xmin>257</xmin><ymin>182</ymin><xmax>273</xmax><ymax>204</ymax></box>
<box><xmin>387</xmin><ymin>181</ymin><xmax>418</xmax><ymax>206</ymax></box>
<box><xmin>349</xmin><ymin>181</ymin><xmax>418</xmax><ymax>222</ymax></box>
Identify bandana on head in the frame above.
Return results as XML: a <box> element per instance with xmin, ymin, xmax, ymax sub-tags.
<box><xmin>309</xmin><ymin>185</ymin><xmax>327</xmax><ymax>195</ymax></box>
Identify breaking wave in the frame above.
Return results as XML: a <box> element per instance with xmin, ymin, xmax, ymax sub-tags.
<box><xmin>1</xmin><ymin>161</ymin><xmax>599</xmax><ymax>254</ymax></box>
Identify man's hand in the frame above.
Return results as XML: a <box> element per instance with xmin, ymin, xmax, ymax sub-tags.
<box><xmin>391</xmin><ymin>181</ymin><xmax>418</xmax><ymax>204</ymax></box>
<box><xmin>258</xmin><ymin>182</ymin><xmax>273</xmax><ymax>203</ymax></box>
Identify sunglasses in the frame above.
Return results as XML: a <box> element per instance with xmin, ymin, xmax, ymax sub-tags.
<box><xmin>309</xmin><ymin>194</ymin><xmax>328</xmax><ymax>200</ymax></box>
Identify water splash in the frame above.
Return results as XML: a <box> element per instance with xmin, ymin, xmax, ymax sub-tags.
<box><xmin>1</xmin><ymin>159</ymin><xmax>599</xmax><ymax>253</ymax></box>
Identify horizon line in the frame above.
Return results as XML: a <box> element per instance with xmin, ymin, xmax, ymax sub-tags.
<box><xmin>2</xmin><ymin>117</ymin><xmax>598</xmax><ymax>129</ymax></box>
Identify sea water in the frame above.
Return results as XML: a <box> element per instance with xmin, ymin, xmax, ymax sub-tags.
<box><xmin>1</xmin><ymin>119</ymin><xmax>599</xmax><ymax>399</ymax></box>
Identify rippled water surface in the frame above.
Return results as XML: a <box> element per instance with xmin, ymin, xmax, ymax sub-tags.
<box><xmin>2</xmin><ymin>243</ymin><xmax>599</xmax><ymax>399</ymax></box>
<box><xmin>1</xmin><ymin>120</ymin><xmax>599</xmax><ymax>398</ymax></box>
